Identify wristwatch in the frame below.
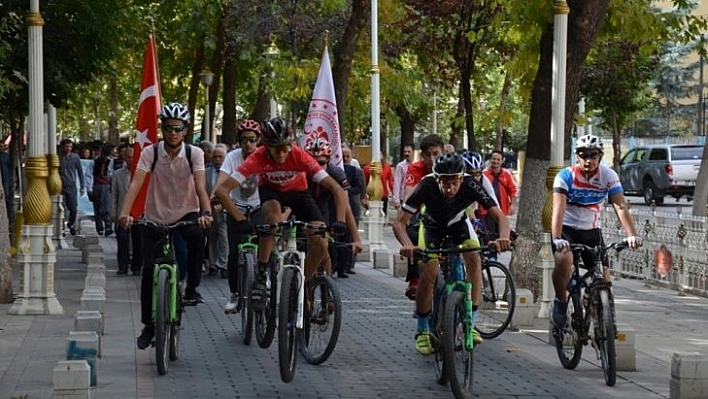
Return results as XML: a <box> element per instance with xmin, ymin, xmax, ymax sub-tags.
<box><xmin>201</xmin><ymin>211</ymin><xmax>212</xmax><ymax>217</ymax></box>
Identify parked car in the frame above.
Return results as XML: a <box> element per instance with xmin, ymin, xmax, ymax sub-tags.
<box><xmin>618</xmin><ymin>144</ymin><xmax>703</xmax><ymax>205</ymax></box>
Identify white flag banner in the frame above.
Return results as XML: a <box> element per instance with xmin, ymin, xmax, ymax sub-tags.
<box><xmin>301</xmin><ymin>45</ymin><xmax>343</xmax><ymax>170</ymax></box>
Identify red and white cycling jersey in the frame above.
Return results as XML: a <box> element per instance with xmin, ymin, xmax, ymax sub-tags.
<box><xmin>234</xmin><ymin>145</ymin><xmax>328</xmax><ymax>192</ymax></box>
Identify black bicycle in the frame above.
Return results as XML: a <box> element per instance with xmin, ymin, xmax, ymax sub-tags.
<box><xmin>553</xmin><ymin>241</ymin><xmax>629</xmax><ymax>386</ymax></box>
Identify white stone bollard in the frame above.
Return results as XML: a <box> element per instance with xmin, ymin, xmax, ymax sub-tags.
<box><xmin>67</xmin><ymin>331</ymin><xmax>100</xmax><ymax>386</ymax></box>
<box><xmin>80</xmin><ymin>290</ymin><xmax>105</xmax><ymax>314</ymax></box>
<box><xmin>74</xmin><ymin>310</ymin><xmax>104</xmax><ymax>336</ymax></box>
<box><xmin>393</xmin><ymin>255</ymin><xmax>407</xmax><ymax>278</ymax></box>
<box><xmin>615</xmin><ymin>324</ymin><xmax>636</xmax><ymax>371</ymax></box>
<box><xmin>81</xmin><ymin>244</ymin><xmax>103</xmax><ymax>265</ymax></box>
<box><xmin>373</xmin><ymin>249</ymin><xmax>390</xmax><ymax>270</ymax></box>
<box><xmin>670</xmin><ymin>352</ymin><xmax>708</xmax><ymax>399</ymax></box>
<box><xmin>53</xmin><ymin>360</ymin><xmax>91</xmax><ymax>399</ymax></box>
<box><xmin>510</xmin><ymin>288</ymin><xmax>535</xmax><ymax>328</ymax></box>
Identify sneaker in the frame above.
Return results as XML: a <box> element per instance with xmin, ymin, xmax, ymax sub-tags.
<box><xmin>552</xmin><ymin>298</ymin><xmax>568</xmax><ymax>329</ymax></box>
<box><xmin>405</xmin><ymin>279</ymin><xmax>419</xmax><ymax>301</ymax></box>
<box><xmin>472</xmin><ymin>328</ymin><xmax>484</xmax><ymax>345</ymax></box>
<box><xmin>224</xmin><ymin>293</ymin><xmax>238</xmax><ymax>314</ymax></box>
<box><xmin>137</xmin><ymin>325</ymin><xmax>154</xmax><ymax>350</ymax></box>
<box><xmin>104</xmin><ymin>228</ymin><xmax>114</xmax><ymax>237</ymax></box>
<box><xmin>336</xmin><ymin>272</ymin><xmax>349</xmax><ymax>279</ymax></box>
<box><xmin>184</xmin><ymin>288</ymin><xmax>205</xmax><ymax>306</ymax></box>
<box><xmin>69</xmin><ymin>227</ymin><xmax>77</xmax><ymax>236</ymax></box>
<box><xmin>414</xmin><ymin>330</ymin><xmax>436</xmax><ymax>356</ymax></box>
<box><xmin>250</xmin><ymin>277</ymin><xmax>267</xmax><ymax>312</ymax></box>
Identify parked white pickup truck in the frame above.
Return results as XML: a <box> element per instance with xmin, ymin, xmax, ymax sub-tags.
<box><xmin>618</xmin><ymin>144</ymin><xmax>703</xmax><ymax>205</ymax></box>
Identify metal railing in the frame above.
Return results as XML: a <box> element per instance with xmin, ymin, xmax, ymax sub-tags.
<box><xmin>601</xmin><ymin>202</ymin><xmax>708</xmax><ymax>298</ymax></box>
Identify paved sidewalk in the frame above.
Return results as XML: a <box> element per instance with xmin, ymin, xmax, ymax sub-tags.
<box><xmin>0</xmin><ymin>231</ymin><xmax>706</xmax><ymax>398</ymax></box>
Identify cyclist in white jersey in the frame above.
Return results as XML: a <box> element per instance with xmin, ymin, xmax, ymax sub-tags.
<box><xmin>550</xmin><ymin>134</ymin><xmax>641</xmax><ymax>329</ymax></box>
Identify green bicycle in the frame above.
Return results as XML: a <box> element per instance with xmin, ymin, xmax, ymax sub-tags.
<box><xmin>135</xmin><ymin>219</ymin><xmax>196</xmax><ymax>376</ymax></box>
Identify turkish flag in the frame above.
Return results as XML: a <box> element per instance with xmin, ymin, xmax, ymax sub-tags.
<box><xmin>301</xmin><ymin>45</ymin><xmax>343</xmax><ymax>170</ymax></box>
<box><xmin>130</xmin><ymin>33</ymin><xmax>162</xmax><ymax>218</ymax></box>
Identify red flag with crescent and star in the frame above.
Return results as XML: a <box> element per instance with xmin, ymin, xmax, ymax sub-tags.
<box><xmin>301</xmin><ymin>45</ymin><xmax>343</xmax><ymax>170</ymax></box>
<box><xmin>130</xmin><ymin>33</ymin><xmax>162</xmax><ymax>218</ymax></box>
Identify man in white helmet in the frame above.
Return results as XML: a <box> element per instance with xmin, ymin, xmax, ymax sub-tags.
<box><xmin>550</xmin><ymin>134</ymin><xmax>641</xmax><ymax>330</ymax></box>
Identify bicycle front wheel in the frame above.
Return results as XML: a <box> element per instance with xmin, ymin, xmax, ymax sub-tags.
<box><xmin>239</xmin><ymin>249</ymin><xmax>255</xmax><ymax>345</ymax></box>
<box><xmin>595</xmin><ymin>289</ymin><xmax>617</xmax><ymax>386</ymax></box>
<box><xmin>554</xmin><ymin>291</ymin><xmax>583</xmax><ymax>369</ymax></box>
<box><xmin>431</xmin><ymin>270</ymin><xmax>447</xmax><ymax>385</ymax></box>
<box><xmin>169</xmin><ymin>280</ymin><xmax>183</xmax><ymax>361</ymax></box>
<box><xmin>442</xmin><ymin>291</ymin><xmax>474</xmax><ymax>399</ymax></box>
<box><xmin>300</xmin><ymin>274</ymin><xmax>342</xmax><ymax>365</ymax></box>
<box><xmin>255</xmin><ymin>259</ymin><xmax>277</xmax><ymax>349</ymax></box>
<box><xmin>476</xmin><ymin>261</ymin><xmax>516</xmax><ymax>339</ymax></box>
<box><xmin>278</xmin><ymin>267</ymin><xmax>300</xmax><ymax>383</ymax></box>
<box><xmin>155</xmin><ymin>269</ymin><xmax>171</xmax><ymax>375</ymax></box>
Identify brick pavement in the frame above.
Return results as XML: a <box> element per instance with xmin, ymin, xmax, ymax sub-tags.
<box><xmin>0</xmin><ymin>231</ymin><xmax>706</xmax><ymax>398</ymax></box>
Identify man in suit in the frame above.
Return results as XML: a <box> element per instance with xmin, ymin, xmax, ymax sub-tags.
<box><xmin>111</xmin><ymin>147</ymin><xmax>142</xmax><ymax>275</ymax></box>
<box><xmin>205</xmin><ymin>144</ymin><xmax>229</xmax><ymax>276</ymax></box>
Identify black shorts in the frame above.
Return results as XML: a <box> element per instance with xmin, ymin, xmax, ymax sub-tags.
<box><xmin>561</xmin><ymin>226</ymin><xmax>607</xmax><ymax>268</ymax></box>
<box><xmin>258</xmin><ymin>186</ymin><xmax>324</xmax><ymax>223</ymax></box>
<box><xmin>422</xmin><ymin>217</ymin><xmax>480</xmax><ymax>249</ymax></box>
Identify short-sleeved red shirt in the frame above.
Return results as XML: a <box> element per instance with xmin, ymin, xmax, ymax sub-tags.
<box><xmin>404</xmin><ymin>160</ymin><xmax>430</xmax><ymax>187</ymax></box>
<box><xmin>234</xmin><ymin>145</ymin><xmax>328</xmax><ymax>192</ymax></box>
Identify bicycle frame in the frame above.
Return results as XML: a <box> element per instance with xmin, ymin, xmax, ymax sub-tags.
<box><xmin>277</xmin><ymin>222</ymin><xmax>307</xmax><ymax>330</ymax></box>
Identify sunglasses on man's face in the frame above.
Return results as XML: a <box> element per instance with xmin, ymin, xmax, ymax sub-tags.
<box><xmin>239</xmin><ymin>136</ymin><xmax>258</xmax><ymax>144</ymax></box>
<box><xmin>162</xmin><ymin>125</ymin><xmax>186</xmax><ymax>133</ymax></box>
<box><xmin>577</xmin><ymin>151</ymin><xmax>601</xmax><ymax>160</ymax></box>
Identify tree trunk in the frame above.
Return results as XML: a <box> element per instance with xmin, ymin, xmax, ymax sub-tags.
<box><xmin>510</xmin><ymin>0</ymin><xmax>610</xmax><ymax>299</ymax></box>
<box><xmin>221</xmin><ymin>2</ymin><xmax>239</xmax><ymax>148</ymax></box>
<box><xmin>396</xmin><ymin>104</ymin><xmax>417</xmax><ymax>158</ymax></box>
<box><xmin>107</xmin><ymin>75</ymin><xmax>119</xmax><ymax>145</ymax></box>
<box><xmin>610</xmin><ymin>109</ymin><xmax>621</xmax><ymax>171</ymax></box>
<box><xmin>0</xmin><ymin>179</ymin><xmax>12</xmax><ymax>303</ymax></box>
<box><xmin>186</xmin><ymin>45</ymin><xmax>206</xmax><ymax>145</ymax></box>
<box><xmin>450</xmin><ymin>89</ymin><xmax>465</xmax><ymax>148</ymax></box>
<box><xmin>495</xmin><ymin>72</ymin><xmax>512</xmax><ymax>150</ymax></box>
<box><xmin>207</xmin><ymin>14</ymin><xmax>226</xmax><ymax>143</ymax></box>
<box><xmin>333</xmin><ymin>0</ymin><xmax>370</xmax><ymax>137</ymax></box>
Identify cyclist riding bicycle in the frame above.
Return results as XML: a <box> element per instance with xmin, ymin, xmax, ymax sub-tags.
<box><xmin>118</xmin><ymin>102</ymin><xmax>213</xmax><ymax>350</ymax></box>
<box><xmin>213</xmin><ymin>119</ymin><xmax>264</xmax><ymax>313</ymax></box>
<box><xmin>393</xmin><ymin>152</ymin><xmax>512</xmax><ymax>355</ymax></box>
<box><xmin>213</xmin><ymin>117</ymin><xmax>363</xmax><ymax>311</ymax></box>
<box><xmin>551</xmin><ymin>133</ymin><xmax>641</xmax><ymax>330</ymax></box>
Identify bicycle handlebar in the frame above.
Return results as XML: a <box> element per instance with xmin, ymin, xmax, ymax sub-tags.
<box><xmin>568</xmin><ymin>241</ymin><xmax>632</xmax><ymax>255</ymax></box>
<box><xmin>133</xmin><ymin>219</ymin><xmax>199</xmax><ymax>231</ymax></box>
<box><xmin>413</xmin><ymin>243</ymin><xmax>499</xmax><ymax>262</ymax></box>
<box><xmin>253</xmin><ymin>218</ymin><xmax>328</xmax><ymax>235</ymax></box>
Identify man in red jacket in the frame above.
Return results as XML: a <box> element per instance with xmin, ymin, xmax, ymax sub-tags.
<box><xmin>481</xmin><ymin>150</ymin><xmax>518</xmax><ymax>235</ymax></box>
<box><xmin>363</xmin><ymin>152</ymin><xmax>394</xmax><ymax>217</ymax></box>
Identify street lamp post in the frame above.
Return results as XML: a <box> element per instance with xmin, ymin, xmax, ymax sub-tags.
<box><xmin>200</xmin><ymin>68</ymin><xmax>214</xmax><ymax>143</ymax></box>
<box><xmin>264</xmin><ymin>38</ymin><xmax>280</xmax><ymax>118</ymax></box>
<box><xmin>10</xmin><ymin>0</ymin><xmax>63</xmax><ymax>315</ymax></box>
<box><xmin>366</xmin><ymin>0</ymin><xmax>388</xmax><ymax>268</ymax></box>
<box><xmin>537</xmin><ymin>0</ymin><xmax>569</xmax><ymax>319</ymax></box>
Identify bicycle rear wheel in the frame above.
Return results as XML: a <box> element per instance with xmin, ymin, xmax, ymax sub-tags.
<box><xmin>255</xmin><ymin>259</ymin><xmax>277</xmax><ymax>349</ymax></box>
<box><xmin>476</xmin><ymin>261</ymin><xmax>516</xmax><ymax>339</ymax></box>
<box><xmin>278</xmin><ymin>267</ymin><xmax>300</xmax><ymax>383</ymax></box>
<box><xmin>442</xmin><ymin>291</ymin><xmax>474</xmax><ymax>399</ymax></box>
<box><xmin>554</xmin><ymin>291</ymin><xmax>583</xmax><ymax>369</ymax></box>
<box><xmin>239</xmin><ymin>249</ymin><xmax>255</xmax><ymax>345</ymax></box>
<box><xmin>155</xmin><ymin>269</ymin><xmax>171</xmax><ymax>375</ymax></box>
<box><xmin>169</xmin><ymin>280</ymin><xmax>183</xmax><ymax>361</ymax></box>
<box><xmin>595</xmin><ymin>289</ymin><xmax>617</xmax><ymax>386</ymax></box>
<box><xmin>431</xmin><ymin>270</ymin><xmax>447</xmax><ymax>385</ymax></box>
<box><xmin>300</xmin><ymin>274</ymin><xmax>342</xmax><ymax>365</ymax></box>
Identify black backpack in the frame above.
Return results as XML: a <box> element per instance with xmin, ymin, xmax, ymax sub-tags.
<box><xmin>150</xmin><ymin>142</ymin><xmax>193</xmax><ymax>173</ymax></box>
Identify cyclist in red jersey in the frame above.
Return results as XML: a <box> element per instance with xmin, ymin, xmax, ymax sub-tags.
<box><xmin>400</xmin><ymin>134</ymin><xmax>445</xmax><ymax>300</ymax></box>
<box><xmin>214</xmin><ymin>117</ymin><xmax>362</xmax><ymax>310</ymax></box>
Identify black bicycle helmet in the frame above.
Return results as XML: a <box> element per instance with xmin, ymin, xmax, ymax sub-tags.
<box><xmin>432</xmin><ymin>152</ymin><xmax>465</xmax><ymax>177</ymax></box>
<box><xmin>261</xmin><ymin>117</ymin><xmax>293</xmax><ymax>147</ymax></box>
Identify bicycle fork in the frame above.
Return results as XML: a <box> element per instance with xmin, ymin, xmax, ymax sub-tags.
<box><xmin>446</xmin><ymin>281</ymin><xmax>474</xmax><ymax>351</ymax></box>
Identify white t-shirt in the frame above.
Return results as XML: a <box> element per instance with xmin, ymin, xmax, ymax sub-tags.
<box><xmin>220</xmin><ymin>148</ymin><xmax>260</xmax><ymax>208</ymax></box>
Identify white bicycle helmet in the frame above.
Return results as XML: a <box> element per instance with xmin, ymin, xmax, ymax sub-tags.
<box><xmin>576</xmin><ymin>134</ymin><xmax>603</xmax><ymax>152</ymax></box>
<box><xmin>159</xmin><ymin>102</ymin><xmax>191</xmax><ymax>124</ymax></box>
